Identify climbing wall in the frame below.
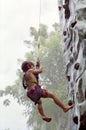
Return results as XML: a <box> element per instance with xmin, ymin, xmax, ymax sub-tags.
<box><xmin>58</xmin><ymin>0</ymin><xmax>86</xmax><ymax>129</ymax></box>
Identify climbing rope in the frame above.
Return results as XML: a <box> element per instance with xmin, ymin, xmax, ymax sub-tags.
<box><xmin>35</xmin><ymin>0</ymin><xmax>42</xmax><ymax>84</ymax></box>
<box><xmin>36</xmin><ymin>0</ymin><xmax>42</xmax><ymax>60</ymax></box>
<box><xmin>37</xmin><ymin>0</ymin><xmax>42</xmax><ymax>59</ymax></box>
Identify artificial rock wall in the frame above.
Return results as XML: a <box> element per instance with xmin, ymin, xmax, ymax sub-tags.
<box><xmin>58</xmin><ymin>0</ymin><xmax>86</xmax><ymax>130</ymax></box>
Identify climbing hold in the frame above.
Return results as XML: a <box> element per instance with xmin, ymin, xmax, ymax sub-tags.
<box><xmin>63</xmin><ymin>4</ymin><xmax>70</xmax><ymax>19</ymax></box>
<box><xmin>70</xmin><ymin>56</ymin><xmax>74</xmax><ymax>63</ymax></box>
<box><xmin>73</xmin><ymin>116</ymin><xmax>78</xmax><ymax>124</ymax></box>
<box><xmin>74</xmin><ymin>63</ymin><xmax>80</xmax><ymax>70</ymax></box>
<box><xmin>68</xmin><ymin>100</ymin><xmax>73</xmax><ymax>106</ymax></box>
<box><xmin>63</xmin><ymin>31</ymin><xmax>67</xmax><ymax>36</ymax></box>
<box><xmin>58</xmin><ymin>6</ymin><xmax>61</xmax><ymax>10</ymax></box>
<box><xmin>71</xmin><ymin>21</ymin><xmax>77</xmax><ymax>28</ymax></box>
<box><xmin>67</xmin><ymin>75</ymin><xmax>71</xmax><ymax>81</ymax></box>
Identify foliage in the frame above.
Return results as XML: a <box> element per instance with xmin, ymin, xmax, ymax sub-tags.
<box><xmin>3</xmin><ymin>99</ymin><xmax>10</xmax><ymax>106</ymax></box>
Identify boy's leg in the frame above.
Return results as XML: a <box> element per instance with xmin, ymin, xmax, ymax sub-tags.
<box><xmin>37</xmin><ymin>100</ymin><xmax>52</xmax><ymax>122</ymax></box>
<box><xmin>45</xmin><ymin>91</ymin><xmax>74</xmax><ymax>112</ymax></box>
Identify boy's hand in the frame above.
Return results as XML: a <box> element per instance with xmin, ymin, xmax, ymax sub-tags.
<box><xmin>36</xmin><ymin>58</ymin><xmax>40</xmax><ymax>68</ymax></box>
<box><xmin>38</xmin><ymin>58</ymin><xmax>40</xmax><ymax>65</ymax></box>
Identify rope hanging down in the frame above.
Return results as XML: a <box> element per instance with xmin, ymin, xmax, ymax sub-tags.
<box><xmin>36</xmin><ymin>0</ymin><xmax>42</xmax><ymax>84</ymax></box>
<box><xmin>37</xmin><ymin>0</ymin><xmax>42</xmax><ymax>58</ymax></box>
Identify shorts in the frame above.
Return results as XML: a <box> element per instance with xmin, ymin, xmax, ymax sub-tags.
<box><xmin>27</xmin><ymin>85</ymin><xmax>48</xmax><ymax>105</ymax></box>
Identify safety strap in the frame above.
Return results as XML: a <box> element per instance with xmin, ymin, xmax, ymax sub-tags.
<box><xmin>22</xmin><ymin>74</ymin><xmax>27</xmax><ymax>89</ymax></box>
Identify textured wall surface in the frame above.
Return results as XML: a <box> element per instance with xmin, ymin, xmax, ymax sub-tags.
<box><xmin>58</xmin><ymin>0</ymin><xmax>86</xmax><ymax>130</ymax></box>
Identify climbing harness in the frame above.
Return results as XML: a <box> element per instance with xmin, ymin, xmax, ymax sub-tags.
<box><xmin>22</xmin><ymin>74</ymin><xmax>27</xmax><ymax>89</ymax></box>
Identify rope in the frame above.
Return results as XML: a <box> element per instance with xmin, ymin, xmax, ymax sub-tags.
<box><xmin>36</xmin><ymin>0</ymin><xmax>42</xmax><ymax>84</ymax></box>
<box><xmin>37</xmin><ymin>0</ymin><xmax>42</xmax><ymax>59</ymax></box>
<box><xmin>39</xmin><ymin>0</ymin><xmax>41</xmax><ymax>29</ymax></box>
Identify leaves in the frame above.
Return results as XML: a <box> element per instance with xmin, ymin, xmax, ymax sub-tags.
<box><xmin>3</xmin><ymin>99</ymin><xmax>10</xmax><ymax>106</ymax></box>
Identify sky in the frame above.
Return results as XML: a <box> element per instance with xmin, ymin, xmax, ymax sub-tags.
<box><xmin>0</xmin><ymin>0</ymin><xmax>59</xmax><ymax>130</ymax></box>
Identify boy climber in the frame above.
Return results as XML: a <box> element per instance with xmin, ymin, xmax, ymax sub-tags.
<box><xmin>21</xmin><ymin>59</ymin><xmax>73</xmax><ymax>122</ymax></box>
